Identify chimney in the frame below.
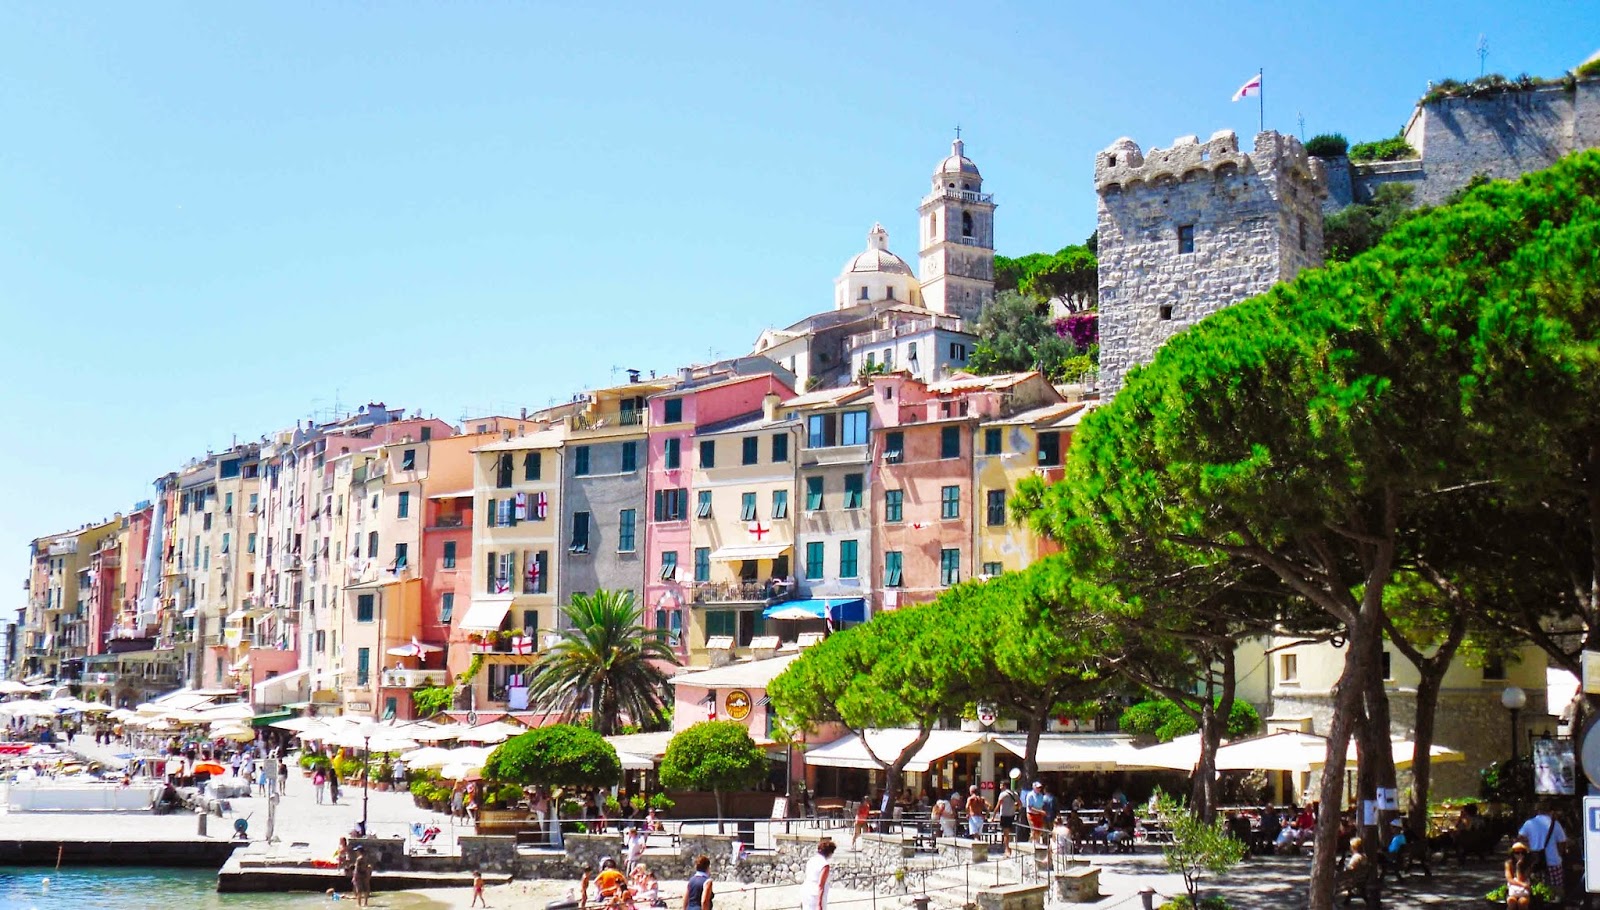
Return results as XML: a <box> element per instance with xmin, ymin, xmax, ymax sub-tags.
<box><xmin>762</xmin><ymin>393</ymin><xmax>784</xmax><ymax>423</ymax></box>
<box><xmin>521</xmin><ymin>408</ymin><xmax>528</xmax><ymax>420</ymax></box>
<box><xmin>627</xmin><ymin>369</ymin><xmax>641</xmax><ymax>383</ymax></box>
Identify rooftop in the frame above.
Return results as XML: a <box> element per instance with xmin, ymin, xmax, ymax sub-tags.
<box><xmin>668</xmin><ymin>652</ymin><xmax>800</xmax><ymax>690</ymax></box>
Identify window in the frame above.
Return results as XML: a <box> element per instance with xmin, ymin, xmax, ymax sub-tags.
<box><xmin>221</xmin><ymin>533</ymin><xmax>230</xmax><ymax>554</ymax></box>
<box><xmin>248</xmin><ymin>493</ymin><xmax>258</xmax><ymax>514</ymax></box>
<box><xmin>653</xmin><ymin>488</ymin><xmax>687</xmax><ymax>521</ymax></box>
<box><xmin>771</xmin><ymin>433</ymin><xmax>789</xmax><ymax>463</ymax></box>
<box><xmin>694</xmin><ymin>547</ymin><xmax>711</xmax><ymax>582</ymax></box>
<box><xmin>569</xmin><ymin>512</ymin><xmax>591</xmax><ymax>552</ymax></box>
<box><xmin>524</xmin><ymin>452</ymin><xmax>542</xmax><ymax>481</ymax></box>
<box><xmin>397</xmin><ymin>491</ymin><xmax>410</xmax><ymax>518</ymax></box>
<box><xmin>1298</xmin><ymin>216</ymin><xmax>1308</xmax><ymax>253</ymax></box>
<box><xmin>1037</xmin><ymin>432</ymin><xmax>1062</xmax><ymax>466</ymax></box>
<box><xmin>393</xmin><ymin>543</ymin><xmax>408</xmax><ymax>569</ymax></box>
<box><xmin>574</xmin><ymin>445</ymin><xmax>591</xmax><ymax>476</ymax></box>
<box><xmin>982</xmin><ymin>561</ymin><xmax>1003</xmax><ymax>577</ymax></box>
<box><xmin>1178</xmin><ymin>224</ymin><xmax>1195</xmax><ymax>254</ymax></box>
<box><xmin>984</xmin><ymin>428</ymin><xmax>1002</xmax><ymax>455</ymax></box>
<box><xmin>986</xmin><ymin>490</ymin><xmax>1006</xmax><ymax>526</ymax></box>
<box><xmin>1159</xmin><ymin>304</ymin><xmax>1174</xmax><ymax>321</ymax></box>
<box><xmin>247</xmin><ymin>533</ymin><xmax>256</xmax><ymax>555</ymax></box>
<box><xmin>865</xmin><ymin>352</ymin><xmax>875</xmax><ymax>369</ymax></box>
<box><xmin>1483</xmin><ymin>655</ymin><xmax>1506</xmax><ymax>680</ymax></box>
<box><xmin>203</xmin><ymin>545</ymin><xmax>210</xmax><ymax>570</ymax></box>
<box><xmin>495</xmin><ymin>454</ymin><xmax>513</xmax><ymax>488</ymax></box>
<box><xmin>224</xmin><ymin>492</ymin><xmax>234</xmax><ymax>514</ymax></box>
<box><xmin>527</xmin><ymin>550</ymin><xmax>549</xmax><ymax>594</ymax></box>
<box><xmin>357</xmin><ymin>594</ymin><xmax>375</xmax><ymax>623</ymax></box>
<box><xmin>696</xmin><ymin>490</ymin><xmax>713</xmax><ymax>519</ymax></box>
<box><xmin>368</xmin><ymin>531</ymin><xmax>379</xmax><ymax>559</ymax></box>
<box><xmin>806</xmin><ymin>413</ymin><xmax>836</xmax><ymax>448</ymax></box>
<box><xmin>837</xmin><ymin>540</ymin><xmax>859</xmax><ymax>578</ymax></box>
<box><xmin>1280</xmin><ymin>653</ymin><xmax>1299</xmax><ymax>684</ymax></box>
<box><xmin>618</xmin><ymin>509</ymin><xmax>636</xmax><ymax>552</ymax></box>
<box><xmin>884</xmin><ymin>431</ymin><xmax>904</xmax><ymax>462</ymax></box>
<box><xmin>1381</xmin><ymin>650</ymin><xmax>1393</xmax><ymax>681</ymax></box>
<box><xmin>695</xmin><ymin>440</ymin><xmax>715</xmax><ymax>469</ymax></box>
<box><xmin>941</xmin><ymin>485</ymin><xmax>961</xmax><ymax>519</ymax></box>
<box><xmin>805</xmin><ymin>477</ymin><xmax>823</xmax><ymax>511</ymax></box>
<box><xmin>841</xmin><ymin>410</ymin><xmax>869</xmax><ymax>446</ymax></box>
<box><xmin>804</xmin><ymin>542</ymin><xmax>825</xmax><ymax>580</ymax></box>
<box><xmin>883</xmin><ymin>551</ymin><xmax>903</xmax><ymax>587</ymax></box>
<box><xmin>961</xmin><ymin>211</ymin><xmax>974</xmax><ymax>236</ymax></box>
<box><xmin>315</xmin><ymin>630</ymin><xmax>326</xmax><ymax>652</ymax></box>
<box><xmin>399</xmin><ymin>448</ymin><xmax>416</xmax><ymax>471</ymax></box>
<box><xmin>859</xmin><ymin>286</ymin><xmax>869</xmax><ymax>300</ymax></box>
<box><xmin>950</xmin><ymin>343</ymin><xmax>967</xmax><ymax>361</ymax></box>
<box><xmin>940</xmin><ymin>426</ymin><xmax>961</xmax><ymax>459</ymax></box>
<box><xmin>843</xmin><ymin>474</ymin><xmax>864</xmax><ymax>509</ymax></box>
<box><xmin>740</xmin><ymin>492</ymin><xmax>757</xmax><ymax>521</ymax></box>
<box><xmin>203</xmin><ymin>513</ymin><xmax>212</xmax><ymax>531</ymax></box>
<box><xmin>884</xmin><ymin>489</ymin><xmax>903</xmax><ymax>523</ymax></box>
<box><xmin>660</xmin><ymin>550</ymin><xmax>678</xmax><ymax>580</ymax></box>
<box><xmin>443</xmin><ymin>541</ymin><xmax>457</xmax><ymax>568</ymax></box>
<box><xmin>663</xmin><ymin>398</ymin><xmax>683</xmax><ymax>423</ymax></box>
<box><xmin>440</xmin><ymin>592</ymin><xmax>455</xmax><ymax>624</ymax></box>
<box><xmin>620</xmin><ymin>441</ymin><xmax>637</xmax><ymax>473</ymax></box>
<box><xmin>742</xmin><ymin>437</ymin><xmax>759</xmax><ymax>465</ymax></box>
<box><xmin>939</xmin><ymin>549</ymin><xmax>961</xmax><ymax>586</ymax></box>
<box><xmin>357</xmin><ymin>648</ymin><xmax>371</xmax><ymax>687</ymax></box>
<box><xmin>664</xmin><ymin>438</ymin><xmax>681</xmax><ymax>469</ymax></box>
<box><xmin>771</xmin><ymin>490</ymin><xmax>789</xmax><ymax>520</ymax></box>
<box><xmin>421</xmin><ymin>426</ymin><xmax>432</xmax><ymax>441</ymax></box>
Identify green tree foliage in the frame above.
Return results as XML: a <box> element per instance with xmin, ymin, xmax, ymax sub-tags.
<box><xmin>1152</xmin><ymin>792</ymin><xmax>1246</xmax><ymax>908</ymax></box>
<box><xmin>658</xmin><ymin>720</ymin><xmax>769</xmax><ymax>831</ymax></box>
<box><xmin>1018</xmin><ymin>245</ymin><xmax>1098</xmax><ymax>311</ymax></box>
<box><xmin>483</xmin><ymin>723</ymin><xmax>622</xmax><ymax>790</ymax></box>
<box><xmin>1118</xmin><ymin>698</ymin><xmax>1260</xmax><ymax>743</ymax></box>
<box><xmin>1304</xmin><ymin>133</ymin><xmax>1349</xmax><ymax>157</ymax></box>
<box><xmin>1021</xmin><ymin>150</ymin><xmax>1600</xmax><ymax>909</ymax></box>
<box><xmin>523</xmin><ymin>590</ymin><xmax>679</xmax><ymax>735</ymax></box>
<box><xmin>410</xmin><ymin>684</ymin><xmax>455</xmax><ymax>719</ymax></box>
<box><xmin>1322</xmin><ymin>183</ymin><xmax>1415</xmax><ymax>261</ymax></box>
<box><xmin>993</xmin><ymin>252</ymin><xmax>1054</xmax><ymax>294</ymax></box>
<box><xmin>967</xmin><ymin>291</ymin><xmax>1080</xmax><ymax>380</ymax></box>
<box><xmin>1348</xmin><ymin>131</ymin><xmax>1417</xmax><ymax>162</ymax></box>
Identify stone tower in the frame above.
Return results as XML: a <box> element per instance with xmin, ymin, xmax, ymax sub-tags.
<box><xmin>918</xmin><ymin>138</ymin><xmax>997</xmax><ymax>322</ymax></box>
<box><xmin>1095</xmin><ymin>130</ymin><xmax>1327</xmax><ymax>396</ymax></box>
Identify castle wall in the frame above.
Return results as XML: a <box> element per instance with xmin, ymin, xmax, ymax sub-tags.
<box><xmin>1094</xmin><ymin>130</ymin><xmax>1325</xmax><ymax>396</ymax></box>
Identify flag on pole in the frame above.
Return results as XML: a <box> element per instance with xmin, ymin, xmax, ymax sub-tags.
<box><xmin>1232</xmin><ymin>72</ymin><xmax>1262</xmax><ymax>102</ymax></box>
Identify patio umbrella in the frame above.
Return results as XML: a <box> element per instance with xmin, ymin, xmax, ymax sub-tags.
<box><xmin>195</xmin><ymin>703</ymin><xmax>255</xmax><ymax>723</ymax></box>
<box><xmin>1214</xmin><ymin>731</ymin><xmax>1327</xmax><ymax>773</ymax></box>
<box><xmin>194</xmin><ymin>761</ymin><xmax>228</xmax><ymax>776</ymax></box>
<box><xmin>212</xmin><ymin>725</ymin><xmax>255</xmax><ymax>742</ymax></box>
<box><xmin>108</xmin><ymin>709</ymin><xmax>137</xmax><ymax>721</ymax></box>
<box><xmin>440</xmin><ymin>762</ymin><xmax>485</xmax><ymax>781</ymax></box>
<box><xmin>2</xmin><ymin>702</ymin><xmax>61</xmax><ymax>718</ymax></box>
<box><xmin>400</xmin><ymin>747</ymin><xmax>463</xmax><ymax>770</ymax></box>
<box><xmin>764</xmin><ymin>606</ymin><xmax>823</xmax><ymax>621</ymax></box>
<box><xmin>457</xmin><ymin>721</ymin><xmax>524</xmax><ymax>744</ymax></box>
<box><xmin>401</xmin><ymin>722</ymin><xmax>459</xmax><ymax>743</ymax></box>
<box><xmin>0</xmin><ymin>681</ymin><xmax>33</xmax><ymax>695</ymax></box>
<box><xmin>1130</xmin><ymin>733</ymin><xmax>1211</xmax><ymax>772</ymax></box>
<box><xmin>386</xmin><ymin>638</ymin><xmax>444</xmax><ymax>659</ymax></box>
<box><xmin>268</xmin><ymin>716</ymin><xmax>326</xmax><ymax>734</ymax></box>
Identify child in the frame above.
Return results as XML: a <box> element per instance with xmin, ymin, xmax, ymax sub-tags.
<box><xmin>471</xmin><ymin>867</ymin><xmax>488</xmax><ymax>908</ymax></box>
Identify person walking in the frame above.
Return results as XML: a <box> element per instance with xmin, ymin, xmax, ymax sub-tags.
<box><xmin>993</xmin><ymin>780</ymin><xmax>1017</xmax><ymax>855</ymax></box>
<box><xmin>1022</xmin><ymin>781</ymin><xmax>1047</xmax><ymax>844</ymax></box>
<box><xmin>328</xmin><ymin>767</ymin><xmax>342</xmax><ymax>804</ymax></box>
<box><xmin>313</xmin><ymin>767</ymin><xmax>327</xmax><ymax>804</ymax></box>
<box><xmin>683</xmin><ymin>854</ymin><xmax>714</xmax><ymax>910</ymax></box>
<box><xmin>1517</xmin><ymin>803</ymin><xmax>1568</xmax><ymax>900</ymax></box>
<box><xmin>965</xmin><ymin>785</ymin><xmax>988</xmax><ymax>840</ymax></box>
<box><xmin>801</xmin><ymin>839</ymin><xmax>836</xmax><ymax>910</ymax></box>
<box><xmin>351</xmin><ymin>846</ymin><xmax>373</xmax><ymax>907</ymax></box>
<box><xmin>470</xmin><ymin>867</ymin><xmax>488</xmax><ymax>908</ymax></box>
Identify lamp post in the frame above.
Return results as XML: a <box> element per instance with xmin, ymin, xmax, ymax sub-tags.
<box><xmin>359</xmin><ymin>718</ymin><xmax>379</xmax><ymax>836</ymax></box>
<box><xmin>1502</xmin><ymin>685</ymin><xmax>1527</xmax><ymax>761</ymax></box>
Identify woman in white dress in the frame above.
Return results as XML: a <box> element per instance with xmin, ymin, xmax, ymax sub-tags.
<box><xmin>802</xmin><ymin>838</ymin><xmax>838</xmax><ymax>910</ymax></box>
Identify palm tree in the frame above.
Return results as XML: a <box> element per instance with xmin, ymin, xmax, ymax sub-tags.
<box><xmin>524</xmin><ymin>589</ymin><xmax>678</xmax><ymax>735</ymax></box>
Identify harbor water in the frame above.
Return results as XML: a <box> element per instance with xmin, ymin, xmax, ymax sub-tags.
<box><xmin>0</xmin><ymin>867</ymin><xmax>447</xmax><ymax>910</ymax></box>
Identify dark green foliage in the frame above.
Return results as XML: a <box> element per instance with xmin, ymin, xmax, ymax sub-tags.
<box><xmin>522</xmin><ymin>589</ymin><xmax>678</xmax><ymax>734</ymax></box>
<box><xmin>483</xmin><ymin>723</ymin><xmax>622</xmax><ymax>789</ymax></box>
<box><xmin>1304</xmin><ymin>133</ymin><xmax>1348</xmax><ymax>158</ymax></box>
<box><xmin>968</xmin><ymin>291</ymin><xmax>1082</xmax><ymax>380</ymax></box>
<box><xmin>1018</xmin><ymin>245</ymin><xmax>1097</xmax><ymax>311</ymax></box>
<box><xmin>1348</xmin><ymin>131</ymin><xmax>1417</xmax><ymax>162</ymax></box>
<box><xmin>1579</xmin><ymin>58</ymin><xmax>1600</xmax><ymax>79</ymax></box>
<box><xmin>1118</xmin><ymin>698</ymin><xmax>1260</xmax><ymax>743</ymax></box>
<box><xmin>411</xmin><ymin>684</ymin><xmax>454</xmax><ymax>719</ymax></box>
<box><xmin>1422</xmin><ymin>71</ymin><xmax>1569</xmax><ymax>104</ymax></box>
<box><xmin>1322</xmin><ymin>183</ymin><xmax>1415</xmax><ymax>261</ymax></box>
<box><xmin>993</xmin><ymin>252</ymin><xmax>1054</xmax><ymax>293</ymax></box>
<box><xmin>660</xmin><ymin>720</ymin><xmax>768</xmax><ymax>828</ymax></box>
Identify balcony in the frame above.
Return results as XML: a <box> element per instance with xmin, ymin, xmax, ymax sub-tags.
<box><xmin>691</xmin><ymin>580</ymin><xmax>797</xmax><ymax>606</ymax></box>
<box><xmin>924</xmin><ymin>187</ymin><xmax>994</xmax><ymax>206</ymax></box>
<box><xmin>846</xmin><ymin>315</ymin><xmax>969</xmax><ymax>350</ymax></box>
<box><xmin>429</xmin><ymin>514</ymin><xmax>465</xmax><ymax>529</ymax></box>
<box><xmin>381</xmin><ymin>668</ymin><xmax>449</xmax><ymax>689</ymax></box>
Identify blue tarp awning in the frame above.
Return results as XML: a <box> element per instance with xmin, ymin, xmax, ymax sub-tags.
<box><xmin>762</xmin><ymin>598</ymin><xmax>867</xmax><ymax>624</ymax></box>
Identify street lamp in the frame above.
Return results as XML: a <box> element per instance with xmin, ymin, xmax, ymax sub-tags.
<box><xmin>359</xmin><ymin>718</ymin><xmax>380</xmax><ymax>836</ymax></box>
<box><xmin>1502</xmin><ymin>685</ymin><xmax>1527</xmax><ymax>761</ymax></box>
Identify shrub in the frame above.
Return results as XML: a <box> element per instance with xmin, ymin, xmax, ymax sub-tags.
<box><xmin>1119</xmin><ymin>698</ymin><xmax>1261</xmax><ymax>743</ymax></box>
<box><xmin>648</xmin><ymin>792</ymin><xmax>675</xmax><ymax>812</ymax></box>
<box><xmin>485</xmin><ymin>724</ymin><xmax>622</xmax><ymax>790</ymax></box>
<box><xmin>1159</xmin><ymin>897</ymin><xmax>1233</xmax><ymax>910</ymax></box>
<box><xmin>1349</xmin><ymin>132</ymin><xmax>1417</xmax><ymax>163</ymax></box>
<box><xmin>1304</xmin><ymin>133</ymin><xmax>1349</xmax><ymax>157</ymax></box>
<box><xmin>298</xmin><ymin>753</ymin><xmax>331</xmax><ymax>772</ymax></box>
<box><xmin>411</xmin><ymin>684</ymin><xmax>455</xmax><ymax>719</ymax></box>
<box><xmin>1579</xmin><ymin>58</ymin><xmax>1600</xmax><ymax>80</ymax></box>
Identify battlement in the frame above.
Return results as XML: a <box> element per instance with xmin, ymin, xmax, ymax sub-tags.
<box><xmin>1095</xmin><ymin>129</ymin><xmax>1326</xmax><ymax>197</ymax></box>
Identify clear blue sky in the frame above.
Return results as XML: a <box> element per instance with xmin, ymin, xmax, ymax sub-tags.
<box><xmin>1</xmin><ymin>2</ymin><xmax>1594</xmax><ymax>597</ymax></box>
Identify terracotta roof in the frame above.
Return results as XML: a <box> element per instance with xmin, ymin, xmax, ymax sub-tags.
<box><xmin>926</xmin><ymin>370</ymin><xmax>1041</xmax><ymax>394</ymax></box>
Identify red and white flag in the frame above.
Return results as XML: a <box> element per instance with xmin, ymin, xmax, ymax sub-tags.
<box><xmin>510</xmin><ymin>635</ymin><xmax>534</xmax><ymax>655</ymax></box>
<box><xmin>1232</xmin><ymin>72</ymin><xmax>1262</xmax><ymax>102</ymax></box>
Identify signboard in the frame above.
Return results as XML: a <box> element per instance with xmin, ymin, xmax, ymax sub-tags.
<box><xmin>1376</xmin><ymin>788</ymin><xmax>1399</xmax><ymax>811</ymax></box>
<box><xmin>466</xmin><ymin>710</ymin><xmax>479</xmax><ymax>726</ymax></box>
<box><xmin>724</xmin><ymin>689</ymin><xmax>753</xmax><ymax>722</ymax></box>
<box><xmin>1580</xmin><ymin>719</ymin><xmax>1600</xmax><ymax>785</ymax></box>
<box><xmin>1584</xmin><ymin>650</ymin><xmax>1600</xmax><ymax>695</ymax></box>
<box><xmin>976</xmin><ymin>703</ymin><xmax>998</xmax><ymax>727</ymax></box>
<box><xmin>771</xmin><ymin>797</ymin><xmax>788</xmax><ymax>820</ymax></box>
<box><xmin>1535</xmin><ymin>737</ymin><xmax>1578</xmax><ymax>795</ymax></box>
<box><xmin>1585</xmin><ymin>796</ymin><xmax>1600</xmax><ymax>894</ymax></box>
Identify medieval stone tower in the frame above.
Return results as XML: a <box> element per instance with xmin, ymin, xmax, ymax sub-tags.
<box><xmin>918</xmin><ymin>138</ymin><xmax>997</xmax><ymax>322</ymax></box>
<box><xmin>1095</xmin><ymin>130</ymin><xmax>1327</xmax><ymax>396</ymax></box>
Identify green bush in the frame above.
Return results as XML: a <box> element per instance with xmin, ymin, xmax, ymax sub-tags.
<box><xmin>483</xmin><ymin>724</ymin><xmax>622</xmax><ymax>789</ymax></box>
<box><xmin>1486</xmin><ymin>881</ymin><xmax>1557</xmax><ymax>902</ymax></box>
<box><xmin>1119</xmin><ymin>698</ymin><xmax>1261</xmax><ymax>743</ymax></box>
<box><xmin>1159</xmin><ymin>897</ymin><xmax>1233</xmax><ymax>910</ymax></box>
<box><xmin>411</xmin><ymin>684</ymin><xmax>455</xmax><ymax>719</ymax></box>
<box><xmin>1349</xmin><ymin>132</ymin><xmax>1417</xmax><ymax>163</ymax></box>
<box><xmin>298</xmin><ymin>753</ymin><xmax>331</xmax><ymax>772</ymax></box>
<box><xmin>332</xmin><ymin>755</ymin><xmax>362</xmax><ymax>780</ymax></box>
<box><xmin>648</xmin><ymin>792</ymin><xmax>675</xmax><ymax>812</ymax></box>
<box><xmin>1304</xmin><ymin>133</ymin><xmax>1348</xmax><ymax>157</ymax></box>
<box><xmin>1579</xmin><ymin>58</ymin><xmax>1600</xmax><ymax>80</ymax></box>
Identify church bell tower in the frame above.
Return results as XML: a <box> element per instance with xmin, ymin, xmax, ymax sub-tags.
<box><xmin>918</xmin><ymin>135</ymin><xmax>996</xmax><ymax>322</ymax></box>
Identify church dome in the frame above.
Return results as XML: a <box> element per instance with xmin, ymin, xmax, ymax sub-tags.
<box><xmin>937</xmin><ymin>138</ymin><xmax>981</xmax><ymax>178</ymax></box>
<box><xmin>841</xmin><ymin>224</ymin><xmax>913</xmax><ymax>277</ymax></box>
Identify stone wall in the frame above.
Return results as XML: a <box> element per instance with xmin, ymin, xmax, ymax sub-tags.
<box><xmin>1094</xmin><ymin>129</ymin><xmax>1326</xmax><ymax>396</ymax></box>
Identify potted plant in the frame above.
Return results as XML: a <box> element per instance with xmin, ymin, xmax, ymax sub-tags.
<box><xmin>647</xmin><ymin>792</ymin><xmax>674</xmax><ymax>815</ymax></box>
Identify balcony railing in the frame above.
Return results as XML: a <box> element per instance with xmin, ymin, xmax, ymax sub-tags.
<box><xmin>381</xmin><ymin>668</ymin><xmax>449</xmax><ymax>689</ymax></box>
<box><xmin>925</xmin><ymin>187</ymin><xmax>994</xmax><ymax>206</ymax></box>
<box><xmin>430</xmin><ymin>514</ymin><xmax>465</xmax><ymax>529</ymax></box>
<box><xmin>691</xmin><ymin>580</ymin><xmax>797</xmax><ymax>606</ymax></box>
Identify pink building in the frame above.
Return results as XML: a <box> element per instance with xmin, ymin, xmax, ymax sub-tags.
<box><xmin>644</xmin><ymin>372</ymin><xmax>794</xmax><ymax>659</ymax></box>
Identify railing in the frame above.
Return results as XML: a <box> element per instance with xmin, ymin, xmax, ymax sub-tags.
<box><xmin>429</xmin><ymin>515</ymin><xmax>465</xmax><ymax>529</ymax></box>
<box><xmin>926</xmin><ymin>187</ymin><xmax>994</xmax><ymax>205</ymax></box>
<box><xmin>846</xmin><ymin>315</ymin><xmax>968</xmax><ymax>350</ymax></box>
<box><xmin>692</xmin><ymin>581</ymin><xmax>797</xmax><ymax>605</ymax></box>
<box><xmin>381</xmin><ymin>668</ymin><xmax>449</xmax><ymax>688</ymax></box>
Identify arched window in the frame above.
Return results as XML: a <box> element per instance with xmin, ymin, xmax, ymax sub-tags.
<box><xmin>961</xmin><ymin>211</ymin><xmax>974</xmax><ymax>237</ymax></box>
<box><xmin>930</xmin><ymin>213</ymin><xmax>938</xmax><ymax>237</ymax></box>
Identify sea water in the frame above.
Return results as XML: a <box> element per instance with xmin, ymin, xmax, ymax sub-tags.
<box><xmin>0</xmin><ymin>867</ymin><xmax>448</xmax><ymax>910</ymax></box>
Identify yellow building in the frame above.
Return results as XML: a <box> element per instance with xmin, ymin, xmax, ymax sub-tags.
<box><xmin>971</xmin><ymin>402</ymin><xmax>1086</xmax><ymax>576</ymax></box>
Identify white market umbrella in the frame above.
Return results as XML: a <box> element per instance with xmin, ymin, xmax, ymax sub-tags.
<box><xmin>386</xmin><ymin>638</ymin><xmax>444</xmax><ymax>659</ymax></box>
<box><xmin>2</xmin><ymin>702</ymin><xmax>61</xmax><ymax>718</ymax></box>
<box><xmin>0</xmin><ymin>681</ymin><xmax>33</xmax><ymax>695</ymax></box>
<box><xmin>212</xmin><ymin>724</ymin><xmax>256</xmax><ymax>742</ymax></box>
<box><xmin>457</xmin><ymin>721</ymin><xmax>524</xmax><ymax>744</ymax></box>
<box><xmin>77</xmin><ymin>701</ymin><xmax>113</xmax><ymax>714</ymax></box>
<box><xmin>400</xmin><ymin>747</ymin><xmax>463</xmax><ymax>770</ymax></box>
<box><xmin>765</xmin><ymin>606</ymin><xmax>822</xmax><ymax>621</ymax></box>
<box><xmin>1130</xmin><ymin>733</ymin><xmax>1211</xmax><ymax>772</ymax></box>
<box><xmin>108</xmin><ymin>709</ymin><xmax>137</xmax><ymax>721</ymax></box>
<box><xmin>1214</xmin><ymin>731</ymin><xmax>1327</xmax><ymax>773</ymax></box>
<box><xmin>268</xmin><ymin>716</ymin><xmax>326</xmax><ymax>734</ymax></box>
<box><xmin>400</xmin><ymin>721</ymin><xmax>459</xmax><ymax>743</ymax></box>
<box><xmin>195</xmin><ymin>703</ymin><xmax>255</xmax><ymax>723</ymax></box>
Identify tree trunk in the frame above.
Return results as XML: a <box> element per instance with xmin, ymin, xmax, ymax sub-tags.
<box><xmin>1023</xmin><ymin>713</ymin><xmax>1045</xmax><ymax>788</ymax></box>
<box><xmin>1309</xmin><ymin>625</ymin><xmax>1374</xmax><ymax>910</ymax></box>
<box><xmin>1193</xmin><ymin>650</ymin><xmax>1236</xmax><ymax>823</ymax></box>
<box><xmin>714</xmin><ymin>788</ymin><xmax>725</xmax><ymax>834</ymax></box>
